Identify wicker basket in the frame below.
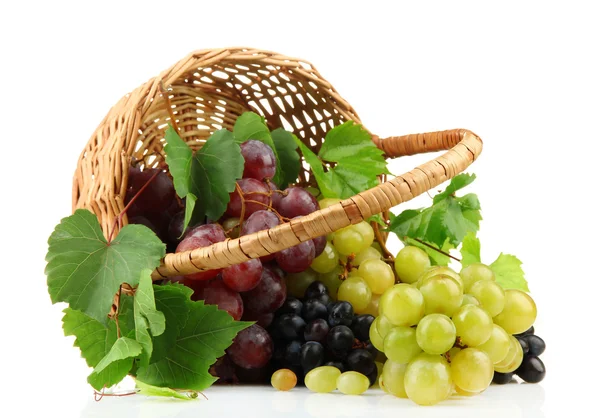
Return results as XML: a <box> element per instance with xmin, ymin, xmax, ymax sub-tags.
<box><xmin>72</xmin><ymin>47</ymin><xmax>482</xmax><ymax>280</ymax></box>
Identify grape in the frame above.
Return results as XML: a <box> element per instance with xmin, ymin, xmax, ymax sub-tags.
<box><xmin>451</xmin><ymin>348</ymin><xmax>494</xmax><ymax>393</ymax></box>
<box><xmin>338</xmin><ymin>277</ymin><xmax>372</xmax><ymax>312</ymax></box>
<box><xmin>286</xmin><ymin>269</ymin><xmax>317</xmax><ymax>298</ymax></box>
<box><xmin>493</xmin><ymin>289</ymin><xmax>537</xmax><ymax>335</ymax></box>
<box><xmin>277</xmin><ymin>297</ymin><xmax>303</xmax><ymax>316</ymax></box>
<box><xmin>284</xmin><ymin>340</ymin><xmax>302</xmax><ymax>366</ymax></box>
<box><xmin>446</xmin><ymin>346</ymin><xmax>461</xmax><ymax>362</ymax></box>
<box><xmin>222</xmin><ymin>259</ymin><xmax>263</xmax><ymax>292</ymax></box>
<box><xmin>332</xmin><ymin>221</ymin><xmax>374</xmax><ymax>256</ymax></box>
<box><xmin>301</xmin><ymin>299</ymin><xmax>328</xmax><ymax>322</ymax></box>
<box><xmin>167</xmin><ymin>209</ymin><xmax>186</xmax><ymax>242</ymax></box>
<box><xmin>492</xmin><ymin>371</ymin><xmax>514</xmax><ymax>384</ymax></box>
<box><xmin>276</xmin><ymin>187</ymin><xmax>319</xmax><ymax>218</ymax></box>
<box><xmin>362</xmin><ymin>294</ymin><xmax>380</xmax><ymax>317</ymax></box>
<box><xmin>328</xmin><ymin>301</ymin><xmax>354</xmax><ymax>327</ymax></box>
<box><xmin>460</xmin><ymin>263</ymin><xmax>495</xmax><ymax>292</ymax></box>
<box><xmin>276</xmin><ymin>240</ymin><xmax>316</xmax><ymax>273</ymax></box>
<box><xmin>461</xmin><ymin>294</ymin><xmax>480</xmax><ymax>306</ymax></box>
<box><xmin>304</xmin><ymin>319</ymin><xmax>329</xmax><ymax>342</ymax></box>
<box><xmin>404</xmin><ymin>353</ymin><xmax>452</xmax><ymax>406</ymax></box>
<box><xmin>227</xmin><ymin>324</ymin><xmax>273</xmax><ymax>369</ymax></box>
<box><xmin>300</xmin><ymin>341</ymin><xmax>325</xmax><ymax>372</ymax></box>
<box><xmin>454</xmin><ymin>386</ymin><xmax>482</xmax><ymax>397</ymax></box>
<box><xmin>415</xmin><ymin>314</ymin><xmax>456</xmax><ymax>355</ymax></box>
<box><xmin>318</xmin><ymin>198</ymin><xmax>342</xmax><ymax>209</ymax></box>
<box><xmin>235</xmin><ymin>364</ymin><xmax>271</xmax><ymax>384</ymax></box>
<box><xmin>517</xmin><ymin>337</ymin><xmax>529</xmax><ymax>355</ymax></box>
<box><xmin>351</xmin><ymin>314</ymin><xmax>375</xmax><ymax>342</ymax></box>
<box><xmin>243</xmin><ymin>268</ymin><xmax>286</xmax><ymax>314</ymax></box>
<box><xmin>517</xmin><ymin>356</ymin><xmax>546</xmax><ymax>383</ymax></box>
<box><xmin>273</xmin><ymin>314</ymin><xmax>306</xmax><ymax>341</ymax></box>
<box><xmin>452</xmin><ymin>305</ymin><xmax>493</xmax><ymax>347</ymax></box>
<box><xmin>352</xmin><ymin>246</ymin><xmax>382</xmax><ymax>266</ymax></box>
<box><xmin>337</xmin><ymin>371</ymin><xmax>370</xmax><ymax>395</ymax></box>
<box><xmin>469</xmin><ymin>280</ymin><xmax>505</xmax><ymax>317</ymax></box>
<box><xmin>369</xmin><ymin>315</ymin><xmax>394</xmax><ymax>352</ymax></box>
<box><xmin>379</xmin><ymin>284</ymin><xmax>425</xmax><ymax>327</ymax></box>
<box><xmin>129</xmin><ymin>216</ymin><xmax>160</xmax><ymax>236</ymax></box>
<box><xmin>209</xmin><ymin>355</ymin><xmax>236</xmax><ymax>383</ymax></box>
<box><xmin>515</xmin><ymin>326</ymin><xmax>535</xmax><ymax>337</ymax></box>
<box><xmin>327</xmin><ymin>325</ymin><xmax>354</xmax><ymax>353</ymax></box>
<box><xmin>418</xmin><ymin>266</ymin><xmax>464</xmax><ymax>293</ymax></box>
<box><xmin>384</xmin><ymin>326</ymin><xmax>422</xmax><ymax>364</ymax></box>
<box><xmin>176</xmin><ymin>236</ymin><xmax>221</xmax><ymax>281</ymax></box>
<box><xmin>221</xmin><ymin>217</ymin><xmax>240</xmax><ymax>238</ymax></box>
<box><xmin>476</xmin><ymin>324</ymin><xmax>511</xmax><ymax>364</ymax></box>
<box><xmin>394</xmin><ymin>246</ymin><xmax>431</xmax><ymax>284</ymax></box>
<box><xmin>254</xmin><ymin>313</ymin><xmax>274</xmax><ymax>328</ymax></box>
<box><xmin>186</xmin><ymin>223</ymin><xmax>227</xmax><ymax>243</ymax></box>
<box><xmin>201</xmin><ymin>280</ymin><xmax>244</xmax><ymax>320</ymax></box>
<box><xmin>381</xmin><ymin>359</ymin><xmax>408</xmax><ymax>398</ymax></box>
<box><xmin>347</xmin><ymin>349</ymin><xmax>376</xmax><ymax>375</ymax></box>
<box><xmin>312</xmin><ymin>235</ymin><xmax>327</xmax><ymax>257</ymax></box>
<box><xmin>523</xmin><ymin>335</ymin><xmax>546</xmax><ymax>356</ymax></box>
<box><xmin>304</xmin><ymin>280</ymin><xmax>328</xmax><ymax>300</ymax></box>
<box><xmin>324</xmin><ymin>361</ymin><xmax>346</xmax><ymax>373</ymax></box>
<box><xmin>240</xmin><ymin>139</ymin><xmax>276</xmax><ymax>180</ymax></box>
<box><xmin>271</xmin><ymin>368</ymin><xmax>297</xmax><ymax>391</ymax></box>
<box><xmin>494</xmin><ymin>336</ymin><xmax>524</xmax><ymax>373</ymax></box>
<box><xmin>358</xmin><ymin>259</ymin><xmax>395</xmax><ymax>295</ymax></box>
<box><xmin>419</xmin><ymin>275</ymin><xmax>463</xmax><ymax>317</ymax></box>
<box><xmin>240</xmin><ymin>210</ymin><xmax>280</xmax><ymax>235</ymax></box>
<box><xmin>318</xmin><ymin>267</ymin><xmax>343</xmax><ymax>300</ymax></box>
<box><xmin>266</xmin><ymin>181</ymin><xmax>283</xmax><ymax>208</ymax></box>
<box><xmin>304</xmin><ymin>366</ymin><xmax>341</xmax><ymax>393</ymax></box>
<box><xmin>126</xmin><ymin>168</ymin><xmax>175</xmax><ymax>214</ymax></box>
<box><xmin>367</xmin><ymin>364</ymin><xmax>379</xmax><ymax>387</ymax></box>
<box><xmin>226</xmin><ymin>178</ymin><xmax>270</xmax><ymax>217</ymax></box>
<box><xmin>310</xmin><ymin>241</ymin><xmax>339</xmax><ymax>273</ymax></box>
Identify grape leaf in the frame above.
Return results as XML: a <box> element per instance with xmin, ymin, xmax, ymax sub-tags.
<box><xmin>489</xmin><ymin>253</ymin><xmax>530</xmax><ymax>292</ymax></box>
<box><xmin>136</xmin><ymin>288</ymin><xmax>252</xmax><ymax>390</ymax></box>
<box><xmin>388</xmin><ymin>174</ymin><xmax>482</xmax><ymax>248</ymax></box>
<box><xmin>133</xmin><ymin>269</ymin><xmax>165</xmax><ymax>367</ymax></box>
<box><xmin>62</xmin><ymin>308</ymin><xmax>132</xmax><ymax>390</ymax></box>
<box><xmin>136</xmin><ymin>380</ymin><xmax>198</xmax><ymax>400</ymax></box>
<box><xmin>90</xmin><ymin>337</ymin><xmax>142</xmax><ymax>376</ymax></box>
<box><xmin>271</xmin><ymin>128</ymin><xmax>301</xmax><ymax>188</ymax></box>
<box><xmin>46</xmin><ymin>209</ymin><xmax>166</xmax><ymax>324</ymax></box>
<box><xmin>295</xmin><ymin>121</ymin><xmax>389</xmax><ymax>199</ymax></box>
<box><xmin>164</xmin><ymin>126</ymin><xmax>244</xmax><ymax>229</ymax></box>
<box><xmin>460</xmin><ymin>232</ymin><xmax>481</xmax><ymax>267</ymax></box>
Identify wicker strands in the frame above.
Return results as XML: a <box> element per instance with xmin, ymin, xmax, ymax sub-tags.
<box><xmin>72</xmin><ymin>47</ymin><xmax>482</xmax><ymax>281</ymax></box>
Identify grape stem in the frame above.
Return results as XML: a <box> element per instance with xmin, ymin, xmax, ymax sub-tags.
<box><xmin>115</xmin><ymin>285</ymin><xmax>122</xmax><ymax>339</ymax></box>
<box><xmin>372</xmin><ymin>220</ymin><xmax>394</xmax><ymax>261</ymax></box>
<box><xmin>94</xmin><ymin>387</ymin><xmax>138</xmax><ymax>402</ymax></box>
<box><xmin>406</xmin><ymin>237</ymin><xmax>461</xmax><ymax>262</ymax></box>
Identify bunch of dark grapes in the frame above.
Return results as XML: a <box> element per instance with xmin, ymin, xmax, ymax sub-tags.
<box><xmin>493</xmin><ymin>326</ymin><xmax>546</xmax><ymax>384</ymax></box>
<box><xmin>268</xmin><ymin>280</ymin><xmax>379</xmax><ymax>386</ymax></box>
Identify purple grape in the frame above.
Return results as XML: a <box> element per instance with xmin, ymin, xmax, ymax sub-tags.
<box><xmin>186</xmin><ymin>223</ymin><xmax>227</xmax><ymax>243</ymax></box>
<box><xmin>266</xmin><ymin>181</ymin><xmax>283</xmax><ymax>208</ymax></box>
<box><xmin>243</xmin><ymin>268</ymin><xmax>287</xmax><ymax>314</ymax></box>
<box><xmin>126</xmin><ymin>168</ymin><xmax>175</xmax><ymax>215</ymax></box>
<box><xmin>222</xmin><ymin>259</ymin><xmax>263</xmax><ymax>292</ymax></box>
<box><xmin>201</xmin><ymin>279</ymin><xmax>243</xmax><ymax>320</ymax></box>
<box><xmin>167</xmin><ymin>209</ymin><xmax>186</xmax><ymax>242</ymax></box>
<box><xmin>312</xmin><ymin>235</ymin><xmax>327</xmax><ymax>257</ymax></box>
<box><xmin>304</xmin><ymin>319</ymin><xmax>329</xmax><ymax>343</ymax></box>
<box><xmin>227</xmin><ymin>324</ymin><xmax>273</xmax><ymax>369</ymax></box>
<box><xmin>276</xmin><ymin>240</ymin><xmax>316</xmax><ymax>273</ymax></box>
<box><xmin>240</xmin><ymin>140</ymin><xmax>276</xmax><ymax>181</ymax></box>
<box><xmin>241</xmin><ymin>210</ymin><xmax>281</xmax><ymax>235</ymax></box>
<box><xmin>226</xmin><ymin>178</ymin><xmax>270</xmax><ymax>218</ymax></box>
<box><xmin>128</xmin><ymin>216</ymin><xmax>159</xmax><ymax>235</ymax></box>
<box><xmin>275</xmin><ymin>187</ymin><xmax>318</xmax><ymax>219</ymax></box>
<box><xmin>176</xmin><ymin>236</ymin><xmax>221</xmax><ymax>281</ymax></box>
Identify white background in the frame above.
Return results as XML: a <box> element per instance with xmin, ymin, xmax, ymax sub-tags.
<box><xmin>1</xmin><ymin>0</ymin><xmax>598</xmax><ymax>416</ymax></box>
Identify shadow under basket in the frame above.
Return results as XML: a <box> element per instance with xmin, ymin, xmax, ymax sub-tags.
<box><xmin>72</xmin><ymin>47</ymin><xmax>483</xmax><ymax>280</ymax></box>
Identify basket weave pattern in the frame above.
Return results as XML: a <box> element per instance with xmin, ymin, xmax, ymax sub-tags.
<box><xmin>72</xmin><ymin>48</ymin><xmax>482</xmax><ymax>280</ymax></box>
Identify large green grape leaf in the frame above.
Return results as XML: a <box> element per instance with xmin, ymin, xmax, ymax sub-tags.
<box><xmin>165</xmin><ymin>126</ymin><xmax>244</xmax><ymax>229</ymax></box>
<box><xmin>46</xmin><ymin>209</ymin><xmax>165</xmax><ymax>324</ymax></box>
<box><xmin>90</xmin><ymin>337</ymin><xmax>142</xmax><ymax>376</ymax></box>
<box><xmin>133</xmin><ymin>269</ymin><xmax>165</xmax><ymax>367</ymax></box>
<box><xmin>271</xmin><ymin>128</ymin><xmax>301</xmax><ymax>188</ymax></box>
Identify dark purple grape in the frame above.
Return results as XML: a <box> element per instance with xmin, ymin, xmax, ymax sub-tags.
<box><xmin>277</xmin><ymin>297</ymin><xmax>303</xmax><ymax>316</ymax></box>
<box><xmin>276</xmin><ymin>240</ymin><xmax>315</xmax><ymax>273</ymax></box>
<box><xmin>364</xmin><ymin>341</ymin><xmax>379</xmax><ymax>358</ymax></box>
<box><xmin>367</xmin><ymin>367</ymin><xmax>378</xmax><ymax>386</ymax></box>
<box><xmin>312</xmin><ymin>235</ymin><xmax>327</xmax><ymax>257</ymax></box>
<box><xmin>209</xmin><ymin>355</ymin><xmax>237</xmax><ymax>384</ymax></box>
<box><xmin>284</xmin><ymin>340</ymin><xmax>303</xmax><ymax>366</ymax></box>
<box><xmin>227</xmin><ymin>324</ymin><xmax>273</xmax><ymax>369</ymax></box>
<box><xmin>346</xmin><ymin>349</ymin><xmax>376</xmax><ymax>375</ymax></box>
<box><xmin>201</xmin><ymin>279</ymin><xmax>243</xmax><ymax>321</ymax></box>
<box><xmin>301</xmin><ymin>299</ymin><xmax>328</xmax><ymax>322</ymax></box>
<box><xmin>328</xmin><ymin>302</ymin><xmax>354</xmax><ymax>327</ymax></box>
<box><xmin>327</xmin><ymin>325</ymin><xmax>354</xmax><ymax>353</ymax></box>
<box><xmin>266</xmin><ymin>181</ymin><xmax>283</xmax><ymax>208</ymax></box>
<box><xmin>304</xmin><ymin>281</ymin><xmax>328</xmax><ymax>300</ymax></box>
<box><xmin>515</xmin><ymin>326</ymin><xmax>535</xmax><ymax>338</ymax></box>
<box><xmin>304</xmin><ymin>319</ymin><xmax>329</xmax><ymax>343</ymax></box>
<box><xmin>222</xmin><ymin>259</ymin><xmax>263</xmax><ymax>292</ymax></box>
<box><xmin>128</xmin><ymin>216</ymin><xmax>159</xmax><ymax>235</ymax></box>
<box><xmin>241</xmin><ymin>140</ymin><xmax>277</xmax><ymax>181</ymax></box>
<box><xmin>167</xmin><ymin>209</ymin><xmax>186</xmax><ymax>242</ymax></box>
<box><xmin>351</xmin><ymin>315</ymin><xmax>375</xmax><ymax>342</ymax></box>
<box><xmin>516</xmin><ymin>356</ymin><xmax>546</xmax><ymax>383</ymax></box>
<box><xmin>523</xmin><ymin>335</ymin><xmax>546</xmax><ymax>356</ymax></box>
<box><xmin>226</xmin><ymin>178</ymin><xmax>270</xmax><ymax>217</ymax></box>
<box><xmin>242</xmin><ymin>310</ymin><xmax>274</xmax><ymax>328</ymax></box>
<box><xmin>235</xmin><ymin>364</ymin><xmax>271</xmax><ymax>384</ymax></box>
<box><xmin>241</xmin><ymin>210</ymin><xmax>281</xmax><ymax>235</ymax></box>
<box><xmin>242</xmin><ymin>268</ymin><xmax>287</xmax><ymax>314</ymax></box>
<box><xmin>324</xmin><ymin>361</ymin><xmax>346</xmax><ymax>373</ymax></box>
<box><xmin>273</xmin><ymin>314</ymin><xmax>307</xmax><ymax>341</ymax></box>
<box><xmin>275</xmin><ymin>187</ymin><xmax>319</xmax><ymax>219</ymax></box>
<box><xmin>126</xmin><ymin>168</ymin><xmax>175</xmax><ymax>215</ymax></box>
<box><xmin>301</xmin><ymin>341</ymin><xmax>325</xmax><ymax>372</ymax></box>
<box><xmin>492</xmin><ymin>371</ymin><xmax>514</xmax><ymax>385</ymax></box>
<box><xmin>516</xmin><ymin>337</ymin><xmax>530</xmax><ymax>355</ymax></box>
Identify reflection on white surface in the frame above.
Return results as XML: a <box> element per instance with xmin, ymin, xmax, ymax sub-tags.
<box><xmin>79</xmin><ymin>382</ymin><xmax>545</xmax><ymax>418</ymax></box>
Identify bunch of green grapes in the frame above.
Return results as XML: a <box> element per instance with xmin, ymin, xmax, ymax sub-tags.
<box><xmin>376</xmin><ymin>247</ymin><xmax>538</xmax><ymax>405</ymax></box>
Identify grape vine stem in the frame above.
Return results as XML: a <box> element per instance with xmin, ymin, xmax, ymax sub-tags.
<box><xmin>407</xmin><ymin>237</ymin><xmax>461</xmax><ymax>262</ymax></box>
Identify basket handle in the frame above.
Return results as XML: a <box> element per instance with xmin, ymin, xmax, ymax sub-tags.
<box><xmin>151</xmin><ymin>129</ymin><xmax>482</xmax><ymax>280</ymax></box>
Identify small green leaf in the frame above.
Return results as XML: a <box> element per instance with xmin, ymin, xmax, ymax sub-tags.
<box><xmin>91</xmin><ymin>337</ymin><xmax>142</xmax><ymax>375</ymax></box>
<box><xmin>136</xmin><ymin>380</ymin><xmax>198</xmax><ymax>400</ymax></box>
<box><xmin>489</xmin><ymin>253</ymin><xmax>530</xmax><ymax>292</ymax></box>
<box><xmin>433</xmin><ymin>173</ymin><xmax>477</xmax><ymax>204</ymax></box>
<box><xmin>367</xmin><ymin>214</ymin><xmax>386</xmax><ymax>227</ymax></box>
<box><xmin>294</xmin><ymin>137</ymin><xmax>338</xmax><ymax>198</ymax></box>
<box><xmin>271</xmin><ymin>128</ymin><xmax>301</xmax><ymax>188</ymax></box>
<box><xmin>133</xmin><ymin>269</ymin><xmax>166</xmax><ymax>367</ymax></box>
<box><xmin>164</xmin><ymin>126</ymin><xmax>193</xmax><ymax>197</ymax></box>
<box><xmin>46</xmin><ymin>209</ymin><xmax>166</xmax><ymax>324</ymax></box>
<box><xmin>460</xmin><ymin>232</ymin><xmax>481</xmax><ymax>267</ymax></box>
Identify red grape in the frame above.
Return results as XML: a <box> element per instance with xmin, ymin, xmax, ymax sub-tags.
<box><xmin>312</xmin><ymin>235</ymin><xmax>327</xmax><ymax>257</ymax></box>
<box><xmin>240</xmin><ymin>210</ymin><xmax>281</xmax><ymax>235</ymax></box>
<box><xmin>275</xmin><ymin>187</ymin><xmax>318</xmax><ymax>218</ymax></box>
<box><xmin>266</xmin><ymin>181</ymin><xmax>283</xmax><ymax>208</ymax></box>
<box><xmin>176</xmin><ymin>235</ymin><xmax>221</xmax><ymax>281</ymax></box>
<box><xmin>126</xmin><ymin>168</ymin><xmax>175</xmax><ymax>215</ymax></box>
<box><xmin>226</xmin><ymin>178</ymin><xmax>270</xmax><ymax>218</ymax></box>
<box><xmin>167</xmin><ymin>209</ymin><xmax>186</xmax><ymax>243</ymax></box>
<box><xmin>222</xmin><ymin>259</ymin><xmax>263</xmax><ymax>292</ymax></box>
<box><xmin>200</xmin><ymin>279</ymin><xmax>244</xmax><ymax>320</ymax></box>
<box><xmin>276</xmin><ymin>240</ymin><xmax>316</xmax><ymax>273</ymax></box>
<box><xmin>242</xmin><ymin>311</ymin><xmax>275</xmax><ymax>328</ymax></box>
<box><xmin>227</xmin><ymin>324</ymin><xmax>273</xmax><ymax>369</ymax></box>
<box><xmin>240</xmin><ymin>140</ymin><xmax>276</xmax><ymax>181</ymax></box>
<box><xmin>128</xmin><ymin>216</ymin><xmax>159</xmax><ymax>235</ymax></box>
<box><xmin>243</xmin><ymin>268</ymin><xmax>287</xmax><ymax>314</ymax></box>
<box><xmin>186</xmin><ymin>223</ymin><xmax>227</xmax><ymax>243</ymax></box>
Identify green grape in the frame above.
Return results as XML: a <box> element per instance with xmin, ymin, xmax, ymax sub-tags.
<box><xmin>394</xmin><ymin>246</ymin><xmax>431</xmax><ymax>284</ymax></box>
<box><xmin>310</xmin><ymin>241</ymin><xmax>339</xmax><ymax>273</ymax></box>
<box><xmin>304</xmin><ymin>366</ymin><xmax>341</xmax><ymax>393</ymax></box>
<box><xmin>460</xmin><ymin>263</ymin><xmax>495</xmax><ymax>292</ymax></box>
<box><xmin>381</xmin><ymin>359</ymin><xmax>408</xmax><ymax>398</ymax></box>
<box><xmin>419</xmin><ymin>275</ymin><xmax>463</xmax><ymax>317</ymax></box>
<box><xmin>372</xmin><ymin>361</ymin><xmax>384</xmax><ymax>388</ymax></box>
<box><xmin>418</xmin><ymin>266</ymin><xmax>463</xmax><ymax>292</ymax></box>
<box><xmin>379</xmin><ymin>374</ymin><xmax>387</xmax><ymax>393</ymax></box>
<box><xmin>337</xmin><ymin>371</ymin><xmax>370</xmax><ymax>395</ymax></box>
<box><xmin>352</xmin><ymin>246</ymin><xmax>382</xmax><ymax>266</ymax></box>
<box><xmin>358</xmin><ymin>259</ymin><xmax>395</xmax><ymax>294</ymax></box>
<box><xmin>222</xmin><ymin>217</ymin><xmax>240</xmax><ymax>238</ymax></box>
<box><xmin>461</xmin><ymin>294</ymin><xmax>480</xmax><ymax>307</ymax></box>
<box><xmin>446</xmin><ymin>347</ymin><xmax>461</xmax><ymax>362</ymax></box>
<box><xmin>494</xmin><ymin>336</ymin><xmax>523</xmax><ymax>373</ymax></box>
<box><xmin>318</xmin><ymin>197</ymin><xmax>342</xmax><ymax>209</ymax></box>
<box><xmin>379</xmin><ymin>284</ymin><xmax>425</xmax><ymax>326</ymax></box>
<box><xmin>493</xmin><ymin>289</ymin><xmax>537</xmax><ymax>335</ymax></box>
<box><xmin>404</xmin><ymin>353</ymin><xmax>452</xmax><ymax>406</ymax></box>
<box><xmin>469</xmin><ymin>280</ymin><xmax>505</xmax><ymax>317</ymax></box>
<box><xmin>333</xmin><ymin>226</ymin><xmax>364</xmax><ymax>256</ymax></box>
<box><xmin>416</xmin><ymin>314</ymin><xmax>456</xmax><ymax>355</ymax></box>
<box><xmin>476</xmin><ymin>324</ymin><xmax>511</xmax><ymax>364</ymax></box>
<box><xmin>362</xmin><ymin>293</ymin><xmax>380</xmax><ymax>316</ymax></box>
<box><xmin>450</xmin><ymin>348</ymin><xmax>493</xmax><ymax>393</ymax></box>
<box><xmin>369</xmin><ymin>315</ymin><xmax>394</xmax><ymax>351</ymax></box>
<box><xmin>455</xmin><ymin>386</ymin><xmax>481</xmax><ymax>397</ymax></box>
<box><xmin>371</xmin><ymin>241</ymin><xmax>384</xmax><ymax>253</ymax></box>
<box><xmin>354</xmin><ymin>221</ymin><xmax>375</xmax><ymax>248</ymax></box>
<box><xmin>285</xmin><ymin>269</ymin><xmax>317</xmax><ymax>298</ymax></box>
<box><xmin>452</xmin><ymin>305</ymin><xmax>493</xmax><ymax>347</ymax></box>
<box><xmin>338</xmin><ymin>276</ymin><xmax>372</xmax><ymax>312</ymax></box>
<box><xmin>319</xmin><ymin>266</ymin><xmax>343</xmax><ymax>300</ymax></box>
<box><xmin>384</xmin><ymin>326</ymin><xmax>422</xmax><ymax>364</ymax></box>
